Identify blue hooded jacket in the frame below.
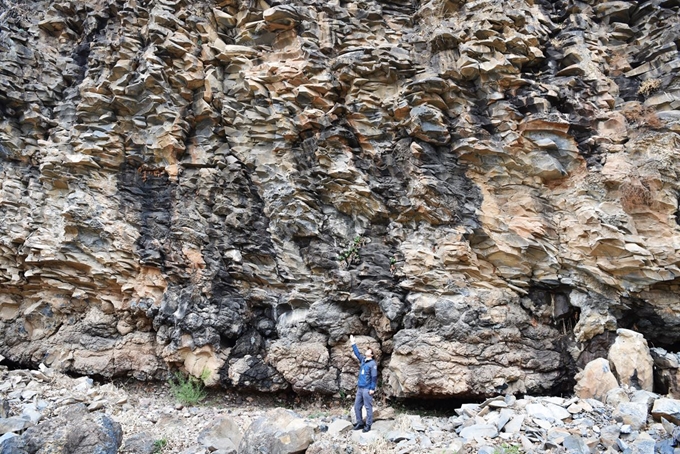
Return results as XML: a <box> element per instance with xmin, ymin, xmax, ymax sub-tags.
<box><xmin>353</xmin><ymin>344</ymin><xmax>378</xmax><ymax>390</ymax></box>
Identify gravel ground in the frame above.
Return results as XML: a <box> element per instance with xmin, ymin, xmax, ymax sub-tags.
<box><xmin>1</xmin><ymin>363</ymin><xmax>364</xmax><ymax>453</ymax></box>
<box><xmin>5</xmin><ymin>362</ymin><xmax>675</xmax><ymax>454</ymax></box>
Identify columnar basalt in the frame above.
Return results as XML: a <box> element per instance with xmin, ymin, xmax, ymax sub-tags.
<box><xmin>1</xmin><ymin>0</ymin><xmax>679</xmax><ymax>398</ymax></box>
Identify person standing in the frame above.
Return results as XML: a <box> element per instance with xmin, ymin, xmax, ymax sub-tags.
<box><xmin>349</xmin><ymin>334</ymin><xmax>378</xmax><ymax>433</ymax></box>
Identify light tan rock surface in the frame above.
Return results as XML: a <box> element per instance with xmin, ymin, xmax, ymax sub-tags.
<box><xmin>574</xmin><ymin>358</ymin><xmax>619</xmax><ymax>401</ymax></box>
<box><xmin>1</xmin><ymin>0</ymin><xmax>680</xmax><ymax>398</ymax></box>
<box><xmin>608</xmin><ymin>328</ymin><xmax>654</xmax><ymax>391</ymax></box>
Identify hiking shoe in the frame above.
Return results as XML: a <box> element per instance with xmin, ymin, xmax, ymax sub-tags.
<box><xmin>362</xmin><ymin>425</ymin><xmax>371</xmax><ymax>433</ymax></box>
<box><xmin>352</xmin><ymin>422</ymin><xmax>364</xmax><ymax>430</ymax></box>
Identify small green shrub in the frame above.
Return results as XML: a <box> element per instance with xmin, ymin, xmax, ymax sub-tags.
<box><xmin>169</xmin><ymin>370</ymin><xmax>209</xmax><ymax>405</ymax></box>
<box><xmin>494</xmin><ymin>443</ymin><xmax>523</xmax><ymax>454</ymax></box>
<box><xmin>152</xmin><ymin>438</ymin><xmax>167</xmax><ymax>454</ymax></box>
<box><xmin>337</xmin><ymin>236</ymin><xmax>365</xmax><ymax>266</ymax></box>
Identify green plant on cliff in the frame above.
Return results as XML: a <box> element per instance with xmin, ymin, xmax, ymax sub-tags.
<box><xmin>337</xmin><ymin>236</ymin><xmax>365</xmax><ymax>267</ymax></box>
<box><xmin>169</xmin><ymin>369</ymin><xmax>209</xmax><ymax>405</ymax></box>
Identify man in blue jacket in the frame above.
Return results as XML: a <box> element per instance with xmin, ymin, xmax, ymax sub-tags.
<box><xmin>350</xmin><ymin>335</ymin><xmax>378</xmax><ymax>433</ymax></box>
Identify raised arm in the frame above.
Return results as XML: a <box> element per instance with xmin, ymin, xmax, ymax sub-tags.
<box><xmin>350</xmin><ymin>335</ymin><xmax>364</xmax><ymax>361</ymax></box>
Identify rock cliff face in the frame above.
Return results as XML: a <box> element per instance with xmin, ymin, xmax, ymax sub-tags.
<box><xmin>1</xmin><ymin>0</ymin><xmax>679</xmax><ymax>399</ymax></box>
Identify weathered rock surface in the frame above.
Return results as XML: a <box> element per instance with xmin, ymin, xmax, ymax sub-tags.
<box><xmin>0</xmin><ymin>0</ymin><xmax>680</xmax><ymax>399</ymax></box>
<box><xmin>238</xmin><ymin>408</ymin><xmax>314</xmax><ymax>454</ymax></box>
<box><xmin>609</xmin><ymin>328</ymin><xmax>654</xmax><ymax>391</ymax></box>
<box><xmin>197</xmin><ymin>415</ymin><xmax>241</xmax><ymax>453</ymax></box>
<box><xmin>574</xmin><ymin>357</ymin><xmax>619</xmax><ymax>401</ymax></box>
<box><xmin>0</xmin><ymin>403</ymin><xmax>122</xmax><ymax>454</ymax></box>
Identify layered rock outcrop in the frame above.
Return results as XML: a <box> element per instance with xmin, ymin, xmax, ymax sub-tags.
<box><xmin>1</xmin><ymin>0</ymin><xmax>680</xmax><ymax>398</ymax></box>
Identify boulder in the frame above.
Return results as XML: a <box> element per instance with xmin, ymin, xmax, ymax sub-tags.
<box><xmin>349</xmin><ymin>403</ymin><xmax>393</xmax><ymax>425</ymax></box>
<box><xmin>0</xmin><ymin>417</ymin><xmax>29</xmax><ymax>435</ymax></box>
<box><xmin>385</xmin><ymin>431</ymin><xmax>416</xmax><ymax>442</ymax></box>
<box><xmin>350</xmin><ymin>429</ymin><xmax>384</xmax><ymax>445</ymax></box>
<box><xmin>652</xmin><ymin>398</ymin><xmax>680</xmax><ymax>425</ymax></box>
<box><xmin>327</xmin><ymin>419</ymin><xmax>353</xmax><ymax>437</ymax></box>
<box><xmin>306</xmin><ymin>440</ymin><xmax>345</xmax><ymax>454</ymax></box>
<box><xmin>574</xmin><ymin>358</ymin><xmax>619</xmax><ymax>401</ymax></box>
<box><xmin>608</xmin><ymin>329</ymin><xmax>654</xmax><ymax>391</ymax></box>
<box><xmin>238</xmin><ymin>408</ymin><xmax>314</xmax><ymax>454</ymax></box>
<box><xmin>122</xmin><ymin>432</ymin><xmax>156</xmax><ymax>454</ymax></box>
<box><xmin>599</xmin><ymin>424</ymin><xmax>621</xmax><ymax>448</ymax></box>
<box><xmin>503</xmin><ymin>415</ymin><xmax>524</xmax><ymax>434</ymax></box>
<box><xmin>629</xmin><ymin>431</ymin><xmax>656</xmax><ymax>453</ymax></box>
<box><xmin>613</xmin><ymin>402</ymin><xmax>648</xmax><ymax>431</ymax></box>
<box><xmin>630</xmin><ymin>390</ymin><xmax>658</xmax><ymax>410</ymax></box>
<box><xmin>562</xmin><ymin>435</ymin><xmax>590</xmax><ymax>454</ymax></box>
<box><xmin>197</xmin><ymin>415</ymin><xmax>242</xmax><ymax>452</ymax></box>
<box><xmin>605</xmin><ymin>387</ymin><xmax>630</xmax><ymax>407</ymax></box>
<box><xmin>459</xmin><ymin>424</ymin><xmax>499</xmax><ymax>441</ymax></box>
<box><xmin>0</xmin><ymin>404</ymin><xmax>122</xmax><ymax>454</ymax></box>
<box><xmin>525</xmin><ymin>403</ymin><xmax>554</xmax><ymax>421</ymax></box>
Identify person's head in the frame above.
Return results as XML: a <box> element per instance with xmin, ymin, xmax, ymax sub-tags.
<box><xmin>365</xmin><ymin>348</ymin><xmax>373</xmax><ymax>359</ymax></box>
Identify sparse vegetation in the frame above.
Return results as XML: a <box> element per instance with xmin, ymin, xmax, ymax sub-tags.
<box><xmin>307</xmin><ymin>410</ymin><xmax>328</xmax><ymax>419</ymax></box>
<box><xmin>619</xmin><ymin>176</ymin><xmax>655</xmax><ymax>212</ymax></box>
<box><xmin>494</xmin><ymin>443</ymin><xmax>523</xmax><ymax>454</ymax></box>
<box><xmin>169</xmin><ymin>369</ymin><xmax>209</xmax><ymax>405</ymax></box>
<box><xmin>337</xmin><ymin>236</ymin><xmax>366</xmax><ymax>267</ymax></box>
<box><xmin>152</xmin><ymin>438</ymin><xmax>168</xmax><ymax>454</ymax></box>
<box><xmin>638</xmin><ymin>78</ymin><xmax>662</xmax><ymax>97</ymax></box>
<box><xmin>620</xmin><ymin>102</ymin><xmax>662</xmax><ymax>129</ymax></box>
<box><xmin>389</xmin><ymin>255</ymin><xmax>399</xmax><ymax>274</ymax></box>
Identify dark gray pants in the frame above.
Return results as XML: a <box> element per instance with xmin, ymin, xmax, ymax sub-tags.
<box><xmin>354</xmin><ymin>388</ymin><xmax>373</xmax><ymax>426</ymax></box>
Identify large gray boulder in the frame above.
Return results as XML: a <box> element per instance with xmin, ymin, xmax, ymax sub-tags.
<box><xmin>197</xmin><ymin>415</ymin><xmax>242</xmax><ymax>453</ymax></box>
<box><xmin>652</xmin><ymin>398</ymin><xmax>680</xmax><ymax>425</ymax></box>
<box><xmin>238</xmin><ymin>408</ymin><xmax>314</xmax><ymax>454</ymax></box>
<box><xmin>0</xmin><ymin>404</ymin><xmax>122</xmax><ymax>454</ymax></box>
<box><xmin>612</xmin><ymin>402</ymin><xmax>648</xmax><ymax>431</ymax></box>
<box><xmin>122</xmin><ymin>432</ymin><xmax>156</xmax><ymax>454</ymax></box>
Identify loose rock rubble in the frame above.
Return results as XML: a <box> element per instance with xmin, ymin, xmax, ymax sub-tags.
<box><xmin>3</xmin><ymin>358</ymin><xmax>680</xmax><ymax>454</ymax></box>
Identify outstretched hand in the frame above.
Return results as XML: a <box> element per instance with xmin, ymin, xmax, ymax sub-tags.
<box><xmin>349</xmin><ymin>334</ymin><xmax>355</xmax><ymax>344</ymax></box>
